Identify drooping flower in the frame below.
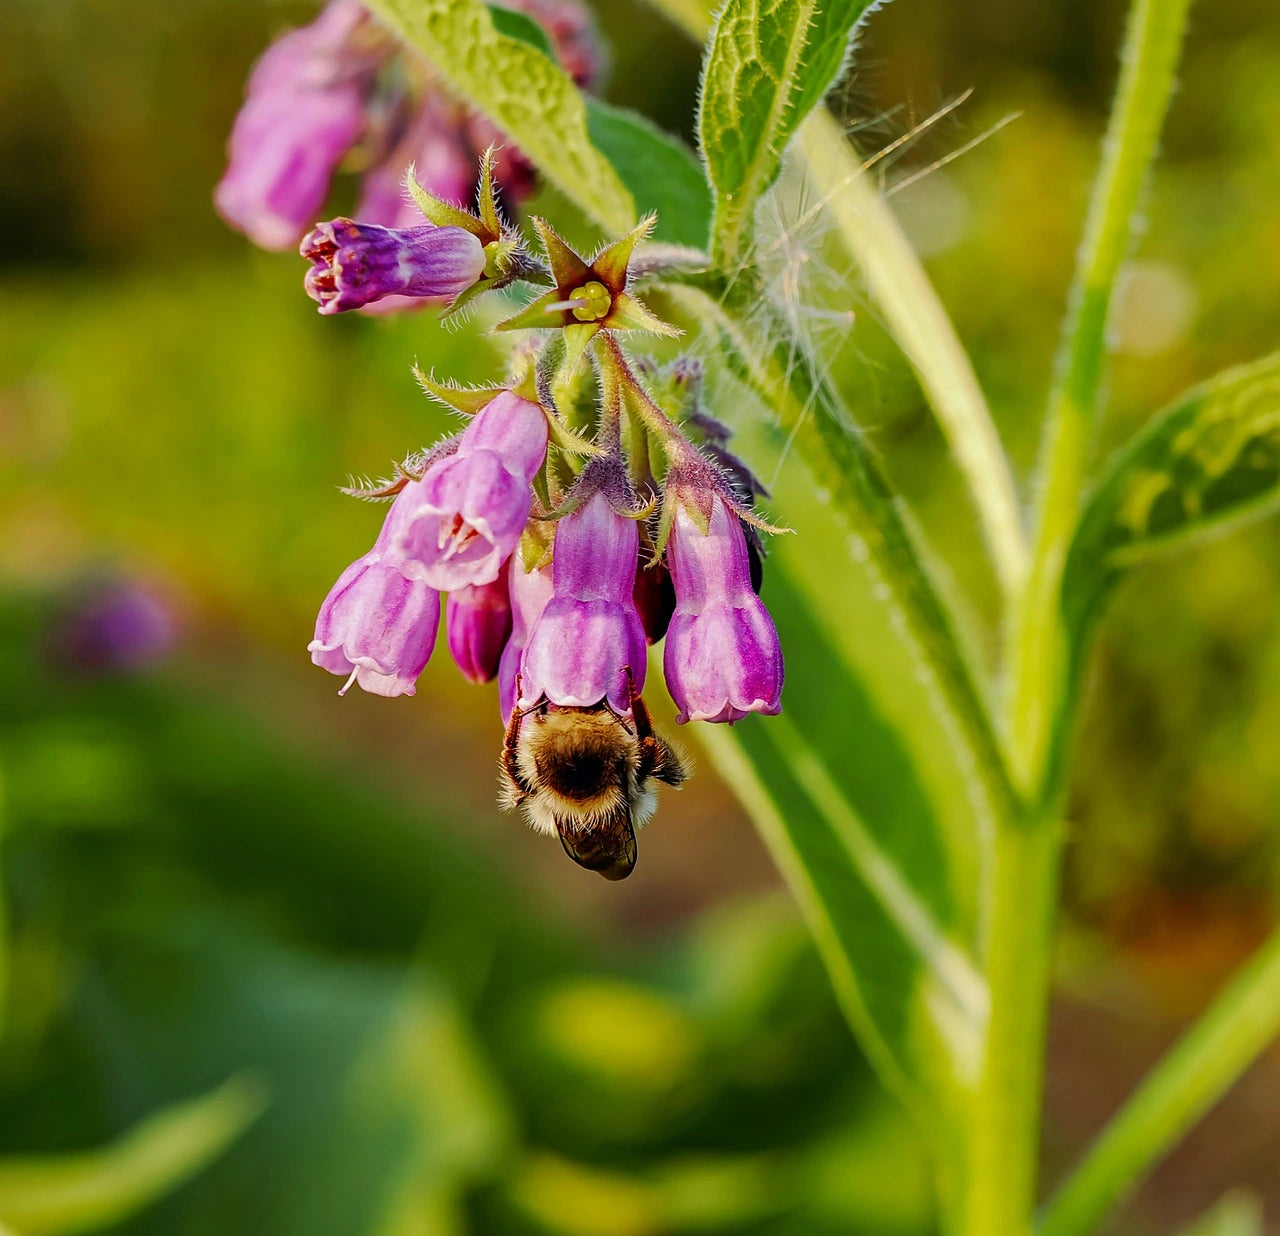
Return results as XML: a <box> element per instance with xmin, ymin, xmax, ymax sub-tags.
<box><xmin>498</xmin><ymin>556</ymin><xmax>554</xmax><ymax>721</ymax></box>
<box><xmin>447</xmin><ymin>574</ymin><xmax>513</xmax><ymax>685</ymax></box>
<box><xmin>519</xmin><ymin>491</ymin><xmax>648</xmax><ymax>717</ymax></box>
<box><xmin>308</xmin><ymin>484</ymin><xmax>442</xmax><ymax>697</ymax></box>
<box><xmin>662</xmin><ymin>491</ymin><xmax>783</xmax><ymax>724</ymax></box>
<box><xmin>301</xmin><ymin>219</ymin><xmax>486</xmax><ymax>314</ymax></box>
<box><xmin>397</xmin><ymin>390</ymin><xmax>550</xmax><ymax>591</ymax></box>
<box><xmin>215</xmin><ymin>1</ymin><xmax>388</xmax><ymax>251</ymax></box>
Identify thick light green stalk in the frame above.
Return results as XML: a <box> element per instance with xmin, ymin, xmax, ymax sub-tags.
<box><xmin>1041</xmin><ymin>924</ymin><xmax>1280</xmax><ymax>1236</ymax></box>
<box><xmin>958</xmin><ymin>814</ymin><xmax>1060</xmax><ymax>1234</ymax></box>
<box><xmin>1007</xmin><ymin>0</ymin><xmax>1195</xmax><ymax>795</ymax></box>
<box><xmin>794</xmin><ymin>112</ymin><xmax>1028</xmax><ymax>600</ymax></box>
<box><xmin>978</xmin><ymin>1</ymin><xmax>1194</xmax><ymax>1233</ymax></box>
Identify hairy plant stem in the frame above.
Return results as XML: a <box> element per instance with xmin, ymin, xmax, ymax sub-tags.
<box><xmin>984</xmin><ymin>1</ymin><xmax>1194</xmax><ymax>1232</ymax></box>
<box><xmin>1007</xmin><ymin>0</ymin><xmax>1195</xmax><ymax>796</ymax></box>
<box><xmin>959</xmin><ymin>805</ymin><xmax>1062</xmax><ymax>1236</ymax></box>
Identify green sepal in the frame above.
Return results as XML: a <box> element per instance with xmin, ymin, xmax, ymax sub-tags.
<box><xmin>620</xmin><ymin>488</ymin><xmax>659</xmax><ymax>521</ymax></box>
<box><xmin>493</xmin><ymin>287</ymin><xmax>575</xmax><ymax>332</ymax></box>
<box><xmin>546</xmin><ymin>413</ymin><xmax>602</xmax><ymax>457</ymax></box>
<box><xmin>412</xmin><ymin>367</ymin><xmax>504</xmax><ymax>416</ymax></box>
<box><xmin>477</xmin><ymin>145</ymin><xmax>504</xmax><ymax>238</ymax></box>
<box><xmin>591</xmin><ymin>214</ymin><xmax>657</xmax><ymax>288</ymax></box>
<box><xmin>681</xmin><ymin>489</ymin><xmax>713</xmax><ymax>535</ymax></box>
<box><xmin>406</xmin><ymin>167</ymin><xmax>487</xmax><ymax>237</ymax></box>
<box><xmin>531</xmin><ymin>463</ymin><xmax>553</xmax><ymax>516</ymax></box>
<box><xmin>652</xmin><ymin>487</ymin><xmax>678</xmax><ymax>559</ymax></box>
<box><xmin>532</xmin><ymin>217</ymin><xmax>593</xmax><ymax>289</ymax></box>
<box><xmin>606</xmin><ymin>292</ymin><xmax>681</xmax><ymax>337</ymax></box>
<box><xmin>561</xmin><ymin>322</ymin><xmax>601</xmax><ymax>376</ymax></box>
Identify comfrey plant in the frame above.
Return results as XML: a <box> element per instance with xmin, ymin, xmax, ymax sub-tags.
<box><xmin>289</xmin><ymin>143</ymin><xmax>784</xmax><ymax>879</ymax></box>
<box><xmin>220</xmin><ymin>0</ymin><xmax>1280</xmax><ymax>1231</ymax></box>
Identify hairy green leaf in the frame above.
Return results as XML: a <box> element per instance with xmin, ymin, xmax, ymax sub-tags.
<box><xmin>364</xmin><ymin>0</ymin><xmax>635</xmax><ymax>232</ymax></box>
<box><xmin>698</xmin><ymin>0</ymin><xmax>882</xmax><ymax>266</ymax></box>
<box><xmin>0</xmin><ymin>1075</ymin><xmax>265</xmax><ymax>1234</ymax></box>
<box><xmin>658</xmin><ymin>276</ymin><xmax>1010</xmax><ymax>1192</ymax></box>
<box><xmin>1065</xmin><ymin>352</ymin><xmax>1280</xmax><ymax>639</ymax></box>
<box><xmin>696</xmin><ymin>561</ymin><xmax>988</xmax><ymax>1118</ymax></box>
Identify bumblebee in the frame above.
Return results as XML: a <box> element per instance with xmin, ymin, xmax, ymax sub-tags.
<box><xmin>499</xmin><ymin>673</ymin><xmax>687</xmax><ymax>880</ymax></box>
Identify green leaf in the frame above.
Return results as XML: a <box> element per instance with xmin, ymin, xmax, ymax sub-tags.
<box><xmin>698</xmin><ymin>0</ymin><xmax>883</xmax><ymax>266</ymax></box>
<box><xmin>657</xmin><ymin>278</ymin><xmax>1011</xmax><ymax>1202</ymax></box>
<box><xmin>0</xmin><ymin>1075</ymin><xmax>266</xmax><ymax>1235</ymax></box>
<box><xmin>463</xmin><ymin>5</ymin><xmax>711</xmax><ymax>247</ymax></box>
<box><xmin>584</xmin><ymin>100</ymin><xmax>711</xmax><ymax>249</ymax></box>
<box><xmin>694</xmin><ymin>553</ymin><xmax>987</xmax><ymax>1179</ymax></box>
<box><xmin>363</xmin><ymin>0</ymin><xmax>635</xmax><ymax>233</ymax></box>
<box><xmin>484</xmin><ymin>3</ymin><xmax>553</xmax><ymax>57</ymax></box>
<box><xmin>1064</xmin><ymin>352</ymin><xmax>1280</xmax><ymax>648</ymax></box>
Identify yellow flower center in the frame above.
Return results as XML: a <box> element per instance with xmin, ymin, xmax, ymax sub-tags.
<box><xmin>569</xmin><ymin>281</ymin><xmax>611</xmax><ymax>322</ymax></box>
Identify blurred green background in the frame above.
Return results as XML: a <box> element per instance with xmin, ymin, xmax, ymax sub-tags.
<box><xmin>2</xmin><ymin>0</ymin><xmax>1280</xmax><ymax>1231</ymax></box>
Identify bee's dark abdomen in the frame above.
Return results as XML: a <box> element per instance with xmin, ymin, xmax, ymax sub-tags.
<box><xmin>557</xmin><ymin>807</ymin><xmax>637</xmax><ymax>881</ymax></box>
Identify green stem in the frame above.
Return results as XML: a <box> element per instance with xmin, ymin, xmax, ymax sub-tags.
<box><xmin>1007</xmin><ymin>0</ymin><xmax>1195</xmax><ymax>795</ymax></box>
<box><xmin>960</xmin><ymin>810</ymin><xmax>1061</xmax><ymax>1235</ymax></box>
<box><xmin>1040</xmin><ymin>923</ymin><xmax>1280</xmax><ymax>1236</ymax></box>
<box><xmin>979</xmin><ymin>2</ymin><xmax>1194</xmax><ymax>1231</ymax></box>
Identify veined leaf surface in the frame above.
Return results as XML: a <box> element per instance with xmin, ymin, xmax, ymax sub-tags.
<box><xmin>698</xmin><ymin>0</ymin><xmax>883</xmax><ymax>265</ymax></box>
<box><xmin>364</xmin><ymin>0</ymin><xmax>635</xmax><ymax>233</ymax></box>
<box><xmin>1065</xmin><ymin>352</ymin><xmax>1280</xmax><ymax>645</ymax></box>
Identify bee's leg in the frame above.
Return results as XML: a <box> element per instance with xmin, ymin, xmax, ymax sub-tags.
<box><xmin>627</xmin><ymin>667</ymin><xmax>655</xmax><ymax>743</ymax></box>
<box><xmin>628</xmin><ymin>668</ymin><xmax>688</xmax><ymax>788</ymax></box>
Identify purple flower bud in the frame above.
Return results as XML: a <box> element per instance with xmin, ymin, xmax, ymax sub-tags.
<box><xmin>215</xmin><ymin>1</ymin><xmax>383</xmax><ymax>251</ymax></box>
<box><xmin>397</xmin><ymin>391</ymin><xmax>549</xmax><ymax>591</ymax></box>
<box><xmin>663</xmin><ymin>495</ymin><xmax>783</xmax><ymax>724</ymax></box>
<box><xmin>498</xmin><ymin>556</ymin><xmax>554</xmax><ymax>721</ymax></box>
<box><xmin>301</xmin><ymin>219</ymin><xmax>485</xmax><ymax>314</ymax></box>
<box><xmin>519</xmin><ymin>493</ymin><xmax>647</xmax><ymax>716</ymax></box>
<box><xmin>308</xmin><ymin>486</ymin><xmax>442</xmax><ymax>697</ymax></box>
<box><xmin>447</xmin><ymin>574</ymin><xmax>513</xmax><ymax>684</ymax></box>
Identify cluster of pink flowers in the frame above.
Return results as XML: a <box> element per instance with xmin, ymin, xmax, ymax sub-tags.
<box><xmin>308</xmin><ymin>369</ymin><xmax>784</xmax><ymax>731</ymax></box>
<box><xmin>216</xmin><ymin>1</ymin><xmax>784</xmax><ymax>877</ymax></box>
<box><xmin>215</xmin><ymin>0</ymin><xmax>602</xmax><ymax>255</ymax></box>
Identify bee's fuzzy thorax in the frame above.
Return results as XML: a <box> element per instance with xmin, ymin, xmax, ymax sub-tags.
<box><xmin>512</xmin><ymin>707</ymin><xmax>639</xmax><ymax>835</ymax></box>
